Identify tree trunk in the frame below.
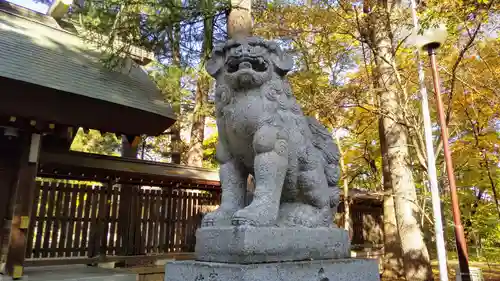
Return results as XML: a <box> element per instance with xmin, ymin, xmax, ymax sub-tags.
<box><xmin>362</xmin><ymin>4</ymin><xmax>404</xmax><ymax>276</ymax></box>
<box><xmin>228</xmin><ymin>0</ymin><xmax>252</xmax><ymax>38</ymax></box>
<box><xmin>187</xmin><ymin>0</ymin><xmax>214</xmax><ymax>167</ymax></box>
<box><xmin>119</xmin><ymin>136</ymin><xmax>143</xmax><ymax>255</ymax></box>
<box><xmin>335</xmin><ymin>135</ymin><xmax>352</xmax><ymax>234</ymax></box>
<box><xmin>482</xmin><ymin>153</ymin><xmax>500</xmax><ymax>219</ymax></box>
<box><xmin>379</xmin><ymin>119</ymin><xmax>405</xmax><ymax>279</ymax></box>
<box><xmin>186</xmin><ymin>81</ymin><xmax>208</xmax><ymax>167</ymax></box>
<box><xmin>167</xmin><ymin>0</ymin><xmax>183</xmax><ymax>164</ymax></box>
<box><xmin>370</xmin><ymin>2</ymin><xmax>433</xmax><ymax>279</ymax></box>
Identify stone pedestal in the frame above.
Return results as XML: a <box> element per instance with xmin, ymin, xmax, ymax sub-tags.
<box><xmin>165</xmin><ymin>259</ymin><xmax>380</xmax><ymax>281</ymax></box>
<box><xmin>195</xmin><ymin>226</ymin><xmax>350</xmax><ymax>264</ymax></box>
<box><xmin>165</xmin><ymin>226</ymin><xmax>380</xmax><ymax>281</ymax></box>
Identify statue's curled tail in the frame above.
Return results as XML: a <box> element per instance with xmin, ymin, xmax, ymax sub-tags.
<box><xmin>306</xmin><ymin>116</ymin><xmax>341</xmax><ymax>209</ymax></box>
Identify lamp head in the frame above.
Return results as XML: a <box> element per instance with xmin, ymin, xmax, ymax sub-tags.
<box><xmin>413</xmin><ymin>23</ymin><xmax>448</xmax><ymax>51</ymax></box>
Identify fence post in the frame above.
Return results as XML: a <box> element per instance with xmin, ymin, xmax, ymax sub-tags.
<box><xmin>99</xmin><ymin>180</ymin><xmax>113</xmax><ymax>257</ymax></box>
<box><xmin>117</xmin><ymin>185</ymin><xmax>132</xmax><ymax>255</ymax></box>
<box><xmin>4</xmin><ymin>133</ymin><xmax>41</xmax><ymax>279</ymax></box>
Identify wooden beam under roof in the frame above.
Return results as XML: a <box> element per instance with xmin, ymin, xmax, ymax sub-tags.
<box><xmin>38</xmin><ymin>151</ymin><xmax>221</xmax><ymax>187</ymax></box>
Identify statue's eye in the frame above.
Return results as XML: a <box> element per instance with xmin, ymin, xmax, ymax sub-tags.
<box><xmin>224</xmin><ymin>43</ymin><xmax>241</xmax><ymax>52</ymax></box>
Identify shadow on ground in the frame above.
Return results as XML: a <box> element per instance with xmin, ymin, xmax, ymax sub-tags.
<box><xmin>382</xmin><ymin>263</ymin><xmax>500</xmax><ymax>281</ymax></box>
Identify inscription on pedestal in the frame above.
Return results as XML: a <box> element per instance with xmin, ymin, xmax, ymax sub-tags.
<box><xmin>165</xmin><ymin>259</ymin><xmax>381</xmax><ymax>281</ymax></box>
<box><xmin>194</xmin><ymin>272</ymin><xmax>219</xmax><ymax>281</ymax></box>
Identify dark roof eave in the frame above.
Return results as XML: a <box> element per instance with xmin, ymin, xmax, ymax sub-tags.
<box><xmin>0</xmin><ymin>76</ymin><xmax>177</xmax><ymax>136</ymax></box>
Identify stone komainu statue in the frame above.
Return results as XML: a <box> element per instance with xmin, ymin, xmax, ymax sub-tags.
<box><xmin>202</xmin><ymin>37</ymin><xmax>341</xmax><ymax>228</ymax></box>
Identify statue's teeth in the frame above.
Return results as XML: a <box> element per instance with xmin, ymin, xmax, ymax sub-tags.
<box><xmin>239</xmin><ymin>61</ymin><xmax>252</xmax><ymax>69</ymax></box>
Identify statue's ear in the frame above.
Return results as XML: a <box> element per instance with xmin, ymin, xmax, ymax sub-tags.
<box><xmin>271</xmin><ymin>50</ymin><xmax>294</xmax><ymax>76</ymax></box>
<box><xmin>206</xmin><ymin>44</ymin><xmax>225</xmax><ymax>77</ymax></box>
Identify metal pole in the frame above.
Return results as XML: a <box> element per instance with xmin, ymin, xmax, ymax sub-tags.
<box><xmin>409</xmin><ymin>2</ymin><xmax>449</xmax><ymax>281</ymax></box>
<box><xmin>427</xmin><ymin>46</ymin><xmax>471</xmax><ymax>281</ymax></box>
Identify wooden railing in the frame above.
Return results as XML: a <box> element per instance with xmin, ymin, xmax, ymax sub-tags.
<box><xmin>24</xmin><ymin>151</ymin><xmax>221</xmax><ymax>266</ymax></box>
<box><xmin>26</xmin><ymin>180</ymin><xmax>219</xmax><ymax>260</ymax></box>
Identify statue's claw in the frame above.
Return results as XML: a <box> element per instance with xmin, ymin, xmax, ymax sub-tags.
<box><xmin>231</xmin><ymin>217</ymin><xmax>258</xmax><ymax>226</ymax></box>
<box><xmin>201</xmin><ymin>219</ymin><xmax>215</xmax><ymax>227</ymax></box>
<box><xmin>200</xmin><ymin>208</ymin><xmax>237</xmax><ymax>227</ymax></box>
<box><xmin>231</xmin><ymin>202</ymin><xmax>278</xmax><ymax>227</ymax></box>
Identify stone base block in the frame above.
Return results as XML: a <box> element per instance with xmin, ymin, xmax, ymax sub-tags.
<box><xmin>165</xmin><ymin>259</ymin><xmax>380</xmax><ymax>281</ymax></box>
<box><xmin>195</xmin><ymin>226</ymin><xmax>350</xmax><ymax>263</ymax></box>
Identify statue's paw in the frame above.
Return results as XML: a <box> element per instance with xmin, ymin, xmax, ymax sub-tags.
<box><xmin>231</xmin><ymin>205</ymin><xmax>277</xmax><ymax>227</ymax></box>
<box><xmin>201</xmin><ymin>208</ymin><xmax>236</xmax><ymax>227</ymax></box>
<box><xmin>278</xmin><ymin>203</ymin><xmax>330</xmax><ymax>228</ymax></box>
<box><xmin>231</xmin><ymin>209</ymin><xmax>260</xmax><ymax>226</ymax></box>
<box><xmin>201</xmin><ymin>218</ymin><xmax>215</xmax><ymax>227</ymax></box>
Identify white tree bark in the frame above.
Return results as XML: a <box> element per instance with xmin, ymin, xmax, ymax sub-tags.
<box><xmin>228</xmin><ymin>0</ymin><xmax>253</xmax><ymax>38</ymax></box>
<box><xmin>368</xmin><ymin>1</ymin><xmax>433</xmax><ymax>280</ymax></box>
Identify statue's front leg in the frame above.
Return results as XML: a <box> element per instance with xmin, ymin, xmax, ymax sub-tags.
<box><xmin>232</xmin><ymin>126</ymin><xmax>288</xmax><ymax>226</ymax></box>
<box><xmin>201</xmin><ymin>143</ymin><xmax>247</xmax><ymax>227</ymax></box>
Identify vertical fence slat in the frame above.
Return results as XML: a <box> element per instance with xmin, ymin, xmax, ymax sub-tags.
<box><xmin>99</xmin><ymin>183</ymin><xmax>111</xmax><ymax>257</ymax></box>
<box><xmin>124</xmin><ymin>187</ymin><xmax>135</xmax><ymax>255</ymax></box>
<box><xmin>155</xmin><ymin>189</ymin><xmax>161</xmax><ymax>253</ymax></box>
<box><xmin>33</xmin><ymin>181</ymin><xmax>48</xmax><ymax>258</ymax></box>
<box><xmin>181</xmin><ymin>189</ymin><xmax>189</xmax><ymax>252</ymax></box>
<box><xmin>50</xmin><ymin>185</ymin><xmax>62</xmax><ymax>257</ymax></box>
<box><xmin>79</xmin><ymin>185</ymin><xmax>92</xmax><ymax>256</ymax></box>
<box><xmin>154</xmin><ymin>189</ymin><xmax>162</xmax><ymax>253</ymax></box>
<box><xmin>65</xmin><ymin>182</ymin><xmax>78</xmax><ymax>256</ymax></box>
<box><xmin>144</xmin><ymin>189</ymin><xmax>152</xmax><ymax>253</ymax></box>
<box><xmin>73</xmin><ymin>184</ymin><xmax>85</xmax><ymax>256</ymax></box>
<box><xmin>170</xmin><ymin>188</ymin><xmax>178</xmax><ymax>252</ymax></box>
<box><xmin>129</xmin><ymin>187</ymin><xmax>140</xmax><ymax>255</ymax></box>
<box><xmin>150</xmin><ymin>190</ymin><xmax>159</xmax><ymax>253</ymax></box>
<box><xmin>138</xmin><ymin>187</ymin><xmax>145</xmax><ymax>255</ymax></box>
<box><xmin>191</xmin><ymin>191</ymin><xmax>199</xmax><ymax>248</ymax></box>
<box><xmin>42</xmin><ymin>182</ymin><xmax>56</xmax><ymax>258</ymax></box>
<box><xmin>177</xmin><ymin>190</ymin><xmax>185</xmax><ymax>252</ymax></box>
<box><xmin>195</xmin><ymin>191</ymin><xmax>201</xmax><ymax>229</ymax></box>
<box><xmin>57</xmin><ymin>183</ymin><xmax>71</xmax><ymax>257</ymax></box>
<box><xmin>185</xmin><ymin>190</ymin><xmax>194</xmax><ymax>251</ymax></box>
<box><xmin>88</xmin><ymin>186</ymin><xmax>99</xmax><ymax>257</ymax></box>
<box><xmin>182</xmin><ymin>189</ymin><xmax>189</xmax><ymax>251</ymax></box>
<box><xmin>100</xmin><ymin>182</ymin><xmax>111</xmax><ymax>256</ymax></box>
<box><xmin>177</xmin><ymin>189</ymin><xmax>183</xmax><ymax>252</ymax></box>
<box><xmin>108</xmin><ymin>184</ymin><xmax>119</xmax><ymax>255</ymax></box>
<box><xmin>159</xmin><ymin>188</ymin><xmax>167</xmax><ymax>253</ymax></box>
<box><xmin>148</xmin><ymin>189</ymin><xmax>155</xmax><ymax>253</ymax></box>
<box><xmin>165</xmin><ymin>187</ymin><xmax>173</xmax><ymax>253</ymax></box>
<box><xmin>183</xmin><ymin>190</ymin><xmax>190</xmax><ymax>252</ymax></box>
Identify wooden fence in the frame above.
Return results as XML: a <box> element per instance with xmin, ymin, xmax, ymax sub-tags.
<box><xmin>26</xmin><ymin>179</ymin><xmax>220</xmax><ymax>260</ymax></box>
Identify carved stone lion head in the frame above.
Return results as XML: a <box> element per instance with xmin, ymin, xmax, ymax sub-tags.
<box><xmin>206</xmin><ymin>37</ymin><xmax>294</xmax><ymax>89</ymax></box>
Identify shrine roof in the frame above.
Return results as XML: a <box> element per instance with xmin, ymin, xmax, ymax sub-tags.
<box><xmin>0</xmin><ymin>2</ymin><xmax>176</xmax><ymax>135</ymax></box>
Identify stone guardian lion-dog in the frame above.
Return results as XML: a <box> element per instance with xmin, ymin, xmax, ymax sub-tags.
<box><xmin>201</xmin><ymin>37</ymin><xmax>341</xmax><ymax>228</ymax></box>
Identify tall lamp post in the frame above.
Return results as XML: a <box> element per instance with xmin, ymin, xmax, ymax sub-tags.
<box><xmin>409</xmin><ymin>2</ymin><xmax>449</xmax><ymax>279</ymax></box>
<box><xmin>415</xmin><ymin>25</ymin><xmax>471</xmax><ymax>281</ymax></box>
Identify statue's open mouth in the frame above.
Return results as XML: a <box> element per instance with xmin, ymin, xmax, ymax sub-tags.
<box><xmin>227</xmin><ymin>56</ymin><xmax>268</xmax><ymax>73</ymax></box>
